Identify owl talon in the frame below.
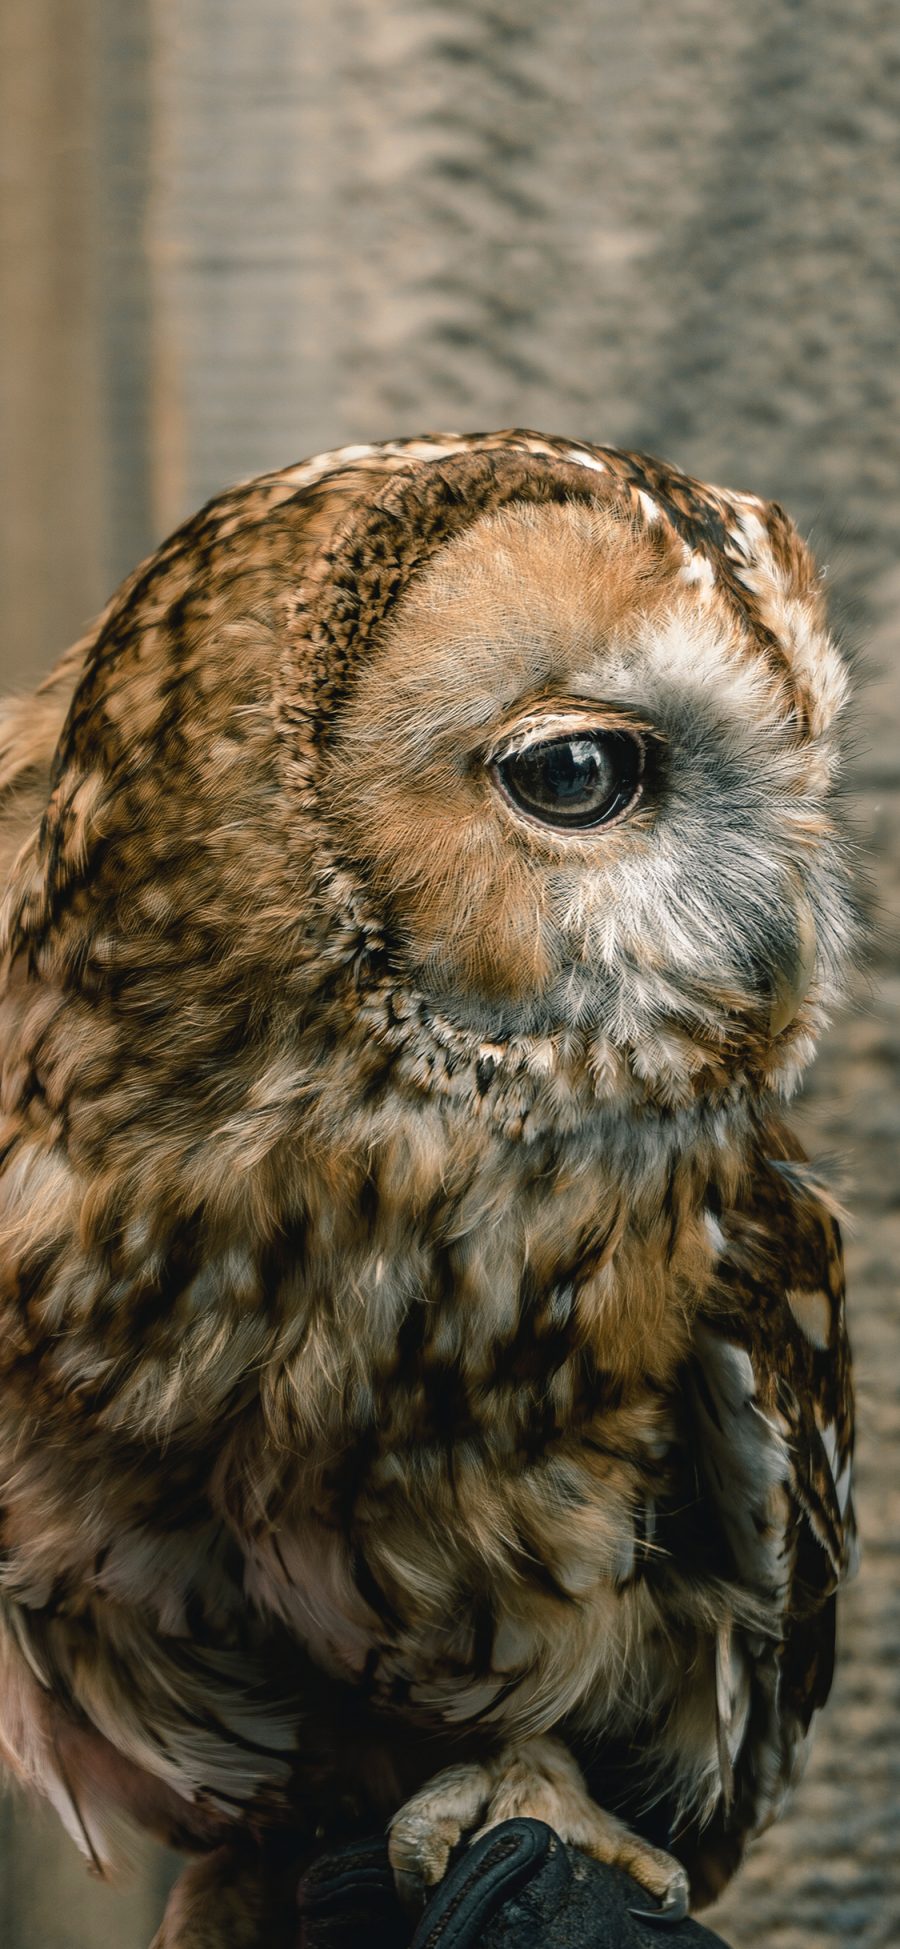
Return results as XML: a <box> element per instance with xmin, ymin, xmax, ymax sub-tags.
<box><xmin>629</xmin><ymin>1863</ymin><xmax>691</xmax><ymax>1925</ymax></box>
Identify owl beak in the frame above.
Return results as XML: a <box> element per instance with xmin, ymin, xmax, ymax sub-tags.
<box><xmin>770</xmin><ymin>888</ymin><xmax>818</xmax><ymax>1036</ymax></box>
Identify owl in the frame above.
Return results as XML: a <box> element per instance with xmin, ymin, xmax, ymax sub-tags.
<box><xmin>0</xmin><ymin>430</ymin><xmax>857</xmax><ymax>1945</ymax></box>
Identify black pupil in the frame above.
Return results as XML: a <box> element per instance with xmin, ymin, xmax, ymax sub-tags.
<box><xmin>497</xmin><ymin>731</ymin><xmax>640</xmax><ymax>828</ymax></box>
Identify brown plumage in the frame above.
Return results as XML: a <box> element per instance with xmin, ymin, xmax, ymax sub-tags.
<box><xmin>0</xmin><ymin>430</ymin><xmax>857</xmax><ymax>1941</ymax></box>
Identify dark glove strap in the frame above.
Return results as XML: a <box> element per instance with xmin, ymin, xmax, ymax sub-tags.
<box><xmin>410</xmin><ymin>1819</ymin><xmax>569</xmax><ymax>1949</ymax></box>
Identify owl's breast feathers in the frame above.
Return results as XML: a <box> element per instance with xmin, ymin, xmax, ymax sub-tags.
<box><xmin>0</xmin><ymin>1062</ymin><xmax>853</xmax><ymax>1885</ymax></box>
<box><xmin>0</xmin><ymin>431</ymin><xmax>854</xmax><ymax>1893</ymax></box>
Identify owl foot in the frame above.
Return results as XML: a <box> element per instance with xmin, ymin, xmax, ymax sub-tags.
<box><xmin>388</xmin><ymin>1733</ymin><xmax>689</xmax><ymax>1921</ymax></box>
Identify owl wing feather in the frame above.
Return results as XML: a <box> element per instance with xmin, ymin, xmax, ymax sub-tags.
<box><xmin>683</xmin><ymin>1130</ymin><xmax>854</xmax><ymax>1899</ymax></box>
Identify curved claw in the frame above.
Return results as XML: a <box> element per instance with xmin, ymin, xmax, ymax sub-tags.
<box><xmin>629</xmin><ymin>1866</ymin><xmax>690</xmax><ymax>1926</ymax></box>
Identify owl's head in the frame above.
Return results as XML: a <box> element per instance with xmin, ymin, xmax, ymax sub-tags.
<box><xmin>286</xmin><ymin>442</ymin><xmax>855</xmax><ymax>1122</ymax></box>
<box><xmin>8</xmin><ymin>436</ymin><xmax>856</xmax><ymax>1151</ymax></box>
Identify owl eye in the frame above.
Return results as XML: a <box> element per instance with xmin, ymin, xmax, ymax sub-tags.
<box><xmin>494</xmin><ymin>730</ymin><xmax>643</xmax><ymax>830</ymax></box>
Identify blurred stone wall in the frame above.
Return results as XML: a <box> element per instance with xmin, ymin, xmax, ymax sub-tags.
<box><xmin>0</xmin><ymin>3</ymin><xmax>898</xmax><ymax>1945</ymax></box>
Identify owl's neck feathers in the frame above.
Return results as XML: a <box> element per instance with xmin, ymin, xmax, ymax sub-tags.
<box><xmin>0</xmin><ymin>891</ymin><xmax>763</xmax><ymax>1464</ymax></box>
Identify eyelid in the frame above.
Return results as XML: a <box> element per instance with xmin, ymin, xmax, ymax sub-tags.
<box><xmin>488</xmin><ymin>704</ymin><xmax>653</xmax><ymax>769</ymax></box>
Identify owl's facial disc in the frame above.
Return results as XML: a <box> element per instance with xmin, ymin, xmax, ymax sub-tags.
<box><xmin>492</xmin><ymin>724</ymin><xmax>644</xmax><ymax>833</ymax></box>
<box><xmin>322</xmin><ymin>489</ymin><xmax>850</xmax><ymax>1072</ymax></box>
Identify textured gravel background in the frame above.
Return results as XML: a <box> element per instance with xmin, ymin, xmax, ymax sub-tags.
<box><xmin>0</xmin><ymin>4</ymin><xmax>898</xmax><ymax>1945</ymax></box>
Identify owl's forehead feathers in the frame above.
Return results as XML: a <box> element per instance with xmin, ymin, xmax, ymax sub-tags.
<box><xmin>367</xmin><ymin>496</ymin><xmax>734</xmax><ymax>703</ymax></box>
<box><xmin>291</xmin><ymin>441</ymin><xmax>844</xmax><ymax>748</ymax></box>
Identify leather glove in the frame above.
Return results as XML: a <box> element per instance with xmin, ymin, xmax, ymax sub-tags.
<box><xmin>297</xmin><ymin>1819</ymin><xmax>733</xmax><ymax>1949</ymax></box>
